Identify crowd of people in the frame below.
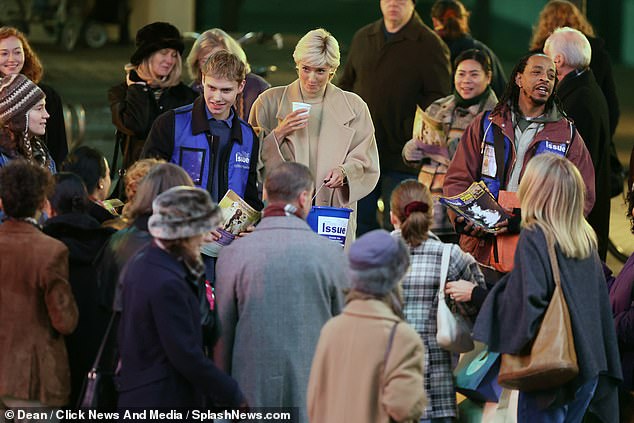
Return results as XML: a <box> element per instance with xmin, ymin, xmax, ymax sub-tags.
<box><xmin>0</xmin><ymin>0</ymin><xmax>632</xmax><ymax>422</ymax></box>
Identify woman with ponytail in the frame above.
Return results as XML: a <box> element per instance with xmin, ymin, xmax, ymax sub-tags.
<box><xmin>390</xmin><ymin>179</ymin><xmax>485</xmax><ymax>422</ymax></box>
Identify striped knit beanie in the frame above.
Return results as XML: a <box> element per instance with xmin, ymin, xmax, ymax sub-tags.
<box><xmin>0</xmin><ymin>74</ymin><xmax>45</xmax><ymax>134</ymax></box>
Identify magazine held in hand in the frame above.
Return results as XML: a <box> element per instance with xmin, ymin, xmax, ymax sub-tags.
<box><xmin>201</xmin><ymin>189</ymin><xmax>261</xmax><ymax>257</ymax></box>
<box><xmin>439</xmin><ymin>181</ymin><xmax>510</xmax><ymax>233</ymax></box>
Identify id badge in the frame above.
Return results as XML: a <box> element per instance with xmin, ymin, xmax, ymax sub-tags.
<box><xmin>178</xmin><ymin>147</ymin><xmax>206</xmax><ymax>186</ymax></box>
<box><xmin>481</xmin><ymin>144</ymin><xmax>497</xmax><ymax>179</ymax></box>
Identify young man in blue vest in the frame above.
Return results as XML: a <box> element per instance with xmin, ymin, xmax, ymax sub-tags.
<box><xmin>142</xmin><ymin>50</ymin><xmax>262</xmax><ymax>211</ymax></box>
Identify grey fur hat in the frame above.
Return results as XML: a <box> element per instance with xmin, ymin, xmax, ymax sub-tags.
<box><xmin>148</xmin><ymin>186</ymin><xmax>221</xmax><ymax>240</ymax></box>
<box><xmin>348</xmin><ymin>229</ymin><xmax>410</xmax><ymax>296</ymax></box>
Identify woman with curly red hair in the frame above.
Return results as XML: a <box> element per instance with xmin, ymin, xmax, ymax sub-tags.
<box><xmin>0</xmin><ymin>26</ymin><xmax>68</xmax><ymax>166</ymax></box>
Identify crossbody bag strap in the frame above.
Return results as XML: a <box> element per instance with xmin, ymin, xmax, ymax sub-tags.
<box><xmin>89</xmin><ymin>312</ymin><xmax>118</xmax><ymax>372</ymax></box>
<box><xmin>438</xmin><ymin>243</ymin><xmax>452</xmax><ymax>295</ymax></box>
<box><xmin>493</xmin><ymin>125</ymin><xmax>506</xmax><ymax>191</ymax></box>
<box><xmin>545</xmin><ymin>231</ymin><xmax>561</xmax><ymax>288</ymax></box>
<box><xmin>383</xmin><ymin>321</ymin><xmax>400</xmax><ymax>376</ymax></box>
<box><xmin>111</xmin><ymin>131</ymin><xmax>122</xmax><ymax>179</ymax></box>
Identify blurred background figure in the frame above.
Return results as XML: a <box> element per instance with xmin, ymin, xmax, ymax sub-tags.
<box><xmin>119</xmin><ymin>157</ymin><xmax>164</xmax><ymax>220</ymax></box>
<box><xmin>607</xmin><ymin>187</ymin><xmax>634</xmax><ymax>420</ymax></box>
<box><xmin>108</xmin><ymin>22</ymin><xmax>197</xmax><ymax>178</ymax></box>
<box><xmin>250</xmin><ymin>28</ymin><xmax>379</xmax><ymax>247</ymax></box>
<box><xmin>96</xmin><ymin>163</ymin><xmax>193</xmax><ymax>314</ymax></box>
<box><xmin>339</xmin><ymin>0</ymin><xmax>451</xmax><ymax>235</ymax></box>
<box><xmin>430</xmin><ymin>0</ymin><xmax>507</xmax><ymax>97</ymax></box>
<box><xmin>0</xmin><ymin>160</ymin><xmax>78</xmax><ymax>414</ymax></box>
<box><xmin>308</xmin><ymin>229</ymin><xmax>427</xmax><ymax>423</ymax></box>
<box><xmin>0</xmin><ymin>74</ymin><xmax>54</xmax><ymax>171</ymax></box>
<box><xmin>530</xmin><ymin>0</ymin><xmax>619</xmax><ymax>139</ymax></box>
<box><xmin>43</xmin><ymin>172</ymin><xmax>116</xmax><ymax>407</ymax></box>
<box><xmin>186</xmin><ymin>28</ymin><xmax>270</xmax><ymax>120</ymax></box>
<box><xmin>0</xmin><ymin>26</ymin><xmax>68</xmax><ymax>166</ymax></box>
<box><xmin>402</xmin><ymin>49</ymin><xmax>497</xmax><ymax>243</ymax></box>
<box><xmin>62</xmin><ymin>146</ymin><xmax>117</xmax><ymax>224</ymax></box>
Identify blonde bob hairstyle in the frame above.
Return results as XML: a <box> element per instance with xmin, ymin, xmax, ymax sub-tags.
<box><xmin>186</xmin><ymin>28</ymin><xmax>250</xmax><ymax>83</ymax></box>
<box><xmin>518</xmin><ymin>153</ymin><xmax>596</xmax><ymax>259</ymax></box>
<box><xmin>530</xmin><ymin>0</ymin><xmax>595</xmax><ymax>51</ymax></box>
<box><xmin>125</xmin><ymin>50</ymin><xmax>184</xmax><ymax>89</ymax></box>
<box><xmin>292</xmin><ymin>28</ymin><xmax>340</xmax><ymax>72</ymax></box>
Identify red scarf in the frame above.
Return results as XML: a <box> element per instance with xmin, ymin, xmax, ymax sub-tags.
<box><xmin>262</xmin><ymin>202</ymin><xmax>304</xmax><ymax>219</ymax></box>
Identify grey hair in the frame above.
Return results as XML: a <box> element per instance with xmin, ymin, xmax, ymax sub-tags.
<box><xmin>264</xmin><ymin>162</ymin><xmax>314</xmax><ymax>203</ymax></box>
<box><xmin>348</xmin><ymin>238</ymin><xmax>410</xmax><ymax>294</ymax></box>
<box><xmin>544</xmin><ymin>26</ymin><xmax>591</xmax><ymax>70</ymax></box>
<box><xmin>292</xmin><ymin>28</ymin><xmax>340</xmax><ymax>71</ymax></box>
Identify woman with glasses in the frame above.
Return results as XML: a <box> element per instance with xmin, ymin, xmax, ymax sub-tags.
<box><xmin>249</xmin><ymin>28</ymin><xmax>379</xmax><ymax>246</ymax></box>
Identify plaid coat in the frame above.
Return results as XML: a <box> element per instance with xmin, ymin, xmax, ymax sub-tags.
<box><xmin>397</xmin><ymin>231</ymin><xmax>485</xmax><ymax>419</ymax></box>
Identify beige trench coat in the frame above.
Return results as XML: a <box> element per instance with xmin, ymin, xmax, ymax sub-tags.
<box><xmin>307</xmin><ymin>299</ymin><xmax>427</xmax><ymax>423</ymax></box>
<box><xmin>249</xmin><ymin>80</ymin><xmax>380</xmax><ymax>243</ymax></box>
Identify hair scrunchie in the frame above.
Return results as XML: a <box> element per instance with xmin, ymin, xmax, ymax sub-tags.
<box><xmin>404</xmin><ymin>201</ymin><xmax>429</xmax><ymax>218</ymax></box>
<box><xmin>442</xmin><ymin>9</ymin><xmax>459</xmax><ymax>21</ymax></box>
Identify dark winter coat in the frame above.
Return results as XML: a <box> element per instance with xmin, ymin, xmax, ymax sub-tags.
<box><xmin>43</xmin><ymin>213</ymin><xmax>116</xmax><ymax>407</ymax></box>
<box><xmin>338</xmin><ymin>12</ymin><xmax>451</xmax><ymax>175</ymax></box>
<box><xmin>609</xmin><ymin>253</ymin><xmax>634</xmax><ymax>390</ymax></box>
<box><xmin>533</xmin><ymin>36</ymin><xmax>619</xmax><ymax>136</ymax></box>
<box><xmin>116</xmin><ymin>242</ymin><xmax>244</xmax><ymax>408</ymax></box>
<box><xmin>473</xmin><ymin>226</ymin><xmax>622</xmax><ymax>423</ymax></box>
<box><xmin>556</xmin><ymin>69</ymin><xmax>611</xmax><ymax>261</ymax></box>
<box><xmin>96</xmin><ymin>214</ymin><xmax>152</xmax><ymax>312</ymax></box>
<box><xmin>587</xmin><ymin>37</ymin><xmax>620</xmax><ymax>137</ymax></box>
<box><xmin>108</xmin><ymin>81</ymin><xmax>197</xmax><ymax>170</ymax></box>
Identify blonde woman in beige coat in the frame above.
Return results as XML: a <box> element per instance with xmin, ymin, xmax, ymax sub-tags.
<box><xmin>249</xmin><ymin>28</ymin><xmax>380</xmax><ymax>245</ymax></box>
<box><xmin>307</xmin><ymin>230</ymin><xmax>427</xmax><ymax>422</ymax></box>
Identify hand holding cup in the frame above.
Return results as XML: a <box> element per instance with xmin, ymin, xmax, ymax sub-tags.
<box><xmin>273</xmin><ymin>102</ymin><xmax>311</xmax><ymax>140</ymax></box>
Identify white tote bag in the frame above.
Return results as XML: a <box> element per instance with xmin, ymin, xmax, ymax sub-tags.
<box><xmin>436</xmin><ymin>244</ymin><xmax>474</xmax><ymax>353</ymax></box>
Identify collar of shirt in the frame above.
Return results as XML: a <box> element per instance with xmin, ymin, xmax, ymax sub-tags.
<box><xmin>205</xmin><ymin>106</ymin><xmax>234</xmax><ymax>129</ymax></box>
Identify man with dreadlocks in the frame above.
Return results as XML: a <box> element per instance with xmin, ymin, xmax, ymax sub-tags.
<box><xmin>443</xmin><ymin>53</ymin><xmax>595</xmax><ymax>274</ymax></box>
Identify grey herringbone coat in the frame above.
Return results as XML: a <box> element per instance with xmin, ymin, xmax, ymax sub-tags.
<box><xmin>214</xmin><ymin>216</ymin><xmax>348</xmax><ymax>421</ymax></box>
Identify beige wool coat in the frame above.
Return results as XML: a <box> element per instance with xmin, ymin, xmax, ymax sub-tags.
<box><xmin>0</xmin><ymin>221</ymin><xmax>78</xmax><ymax>406</ymax></box>
<box><xmin>249</xmin><ymin>80</ymin><xmax>380</xmax><ymax>242</ymax></box>
<box><xmin>307</xmin><ymin>299</ymin><xmax>427</xmax><ymax>423</ymax></box>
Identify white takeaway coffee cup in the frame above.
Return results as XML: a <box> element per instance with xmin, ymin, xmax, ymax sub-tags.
<box><xmin>292</xmin><ymin>101</ymin><xmax>311</xmax><ymax>115</ymax></box>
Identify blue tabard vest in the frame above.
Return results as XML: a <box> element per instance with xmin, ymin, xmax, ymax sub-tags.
<box><xmin>0</xmin><ymin>151</ymin><xmax>56</xmax><ymax>173</ymax></box>
<box><xmin>479</xmin><ymin>111</ymin><xmax>572</xmax><ymax>199</ymax></box>
<box><xmin>169</xmin><ymin>104</ymin><xmax>254</xmax><ymax>200</ymax></box>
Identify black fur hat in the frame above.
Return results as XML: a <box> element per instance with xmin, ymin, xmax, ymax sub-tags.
<box><xmin>130</xmin><ymin>22</ymin><xmax>184</xmax><ymax>66</ymax></box>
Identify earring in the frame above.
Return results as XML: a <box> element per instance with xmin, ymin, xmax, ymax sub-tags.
<box><xmin>99</xmin><ymin>184</ymin><xmax>104</xmax><ymax>190</ymax></box>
